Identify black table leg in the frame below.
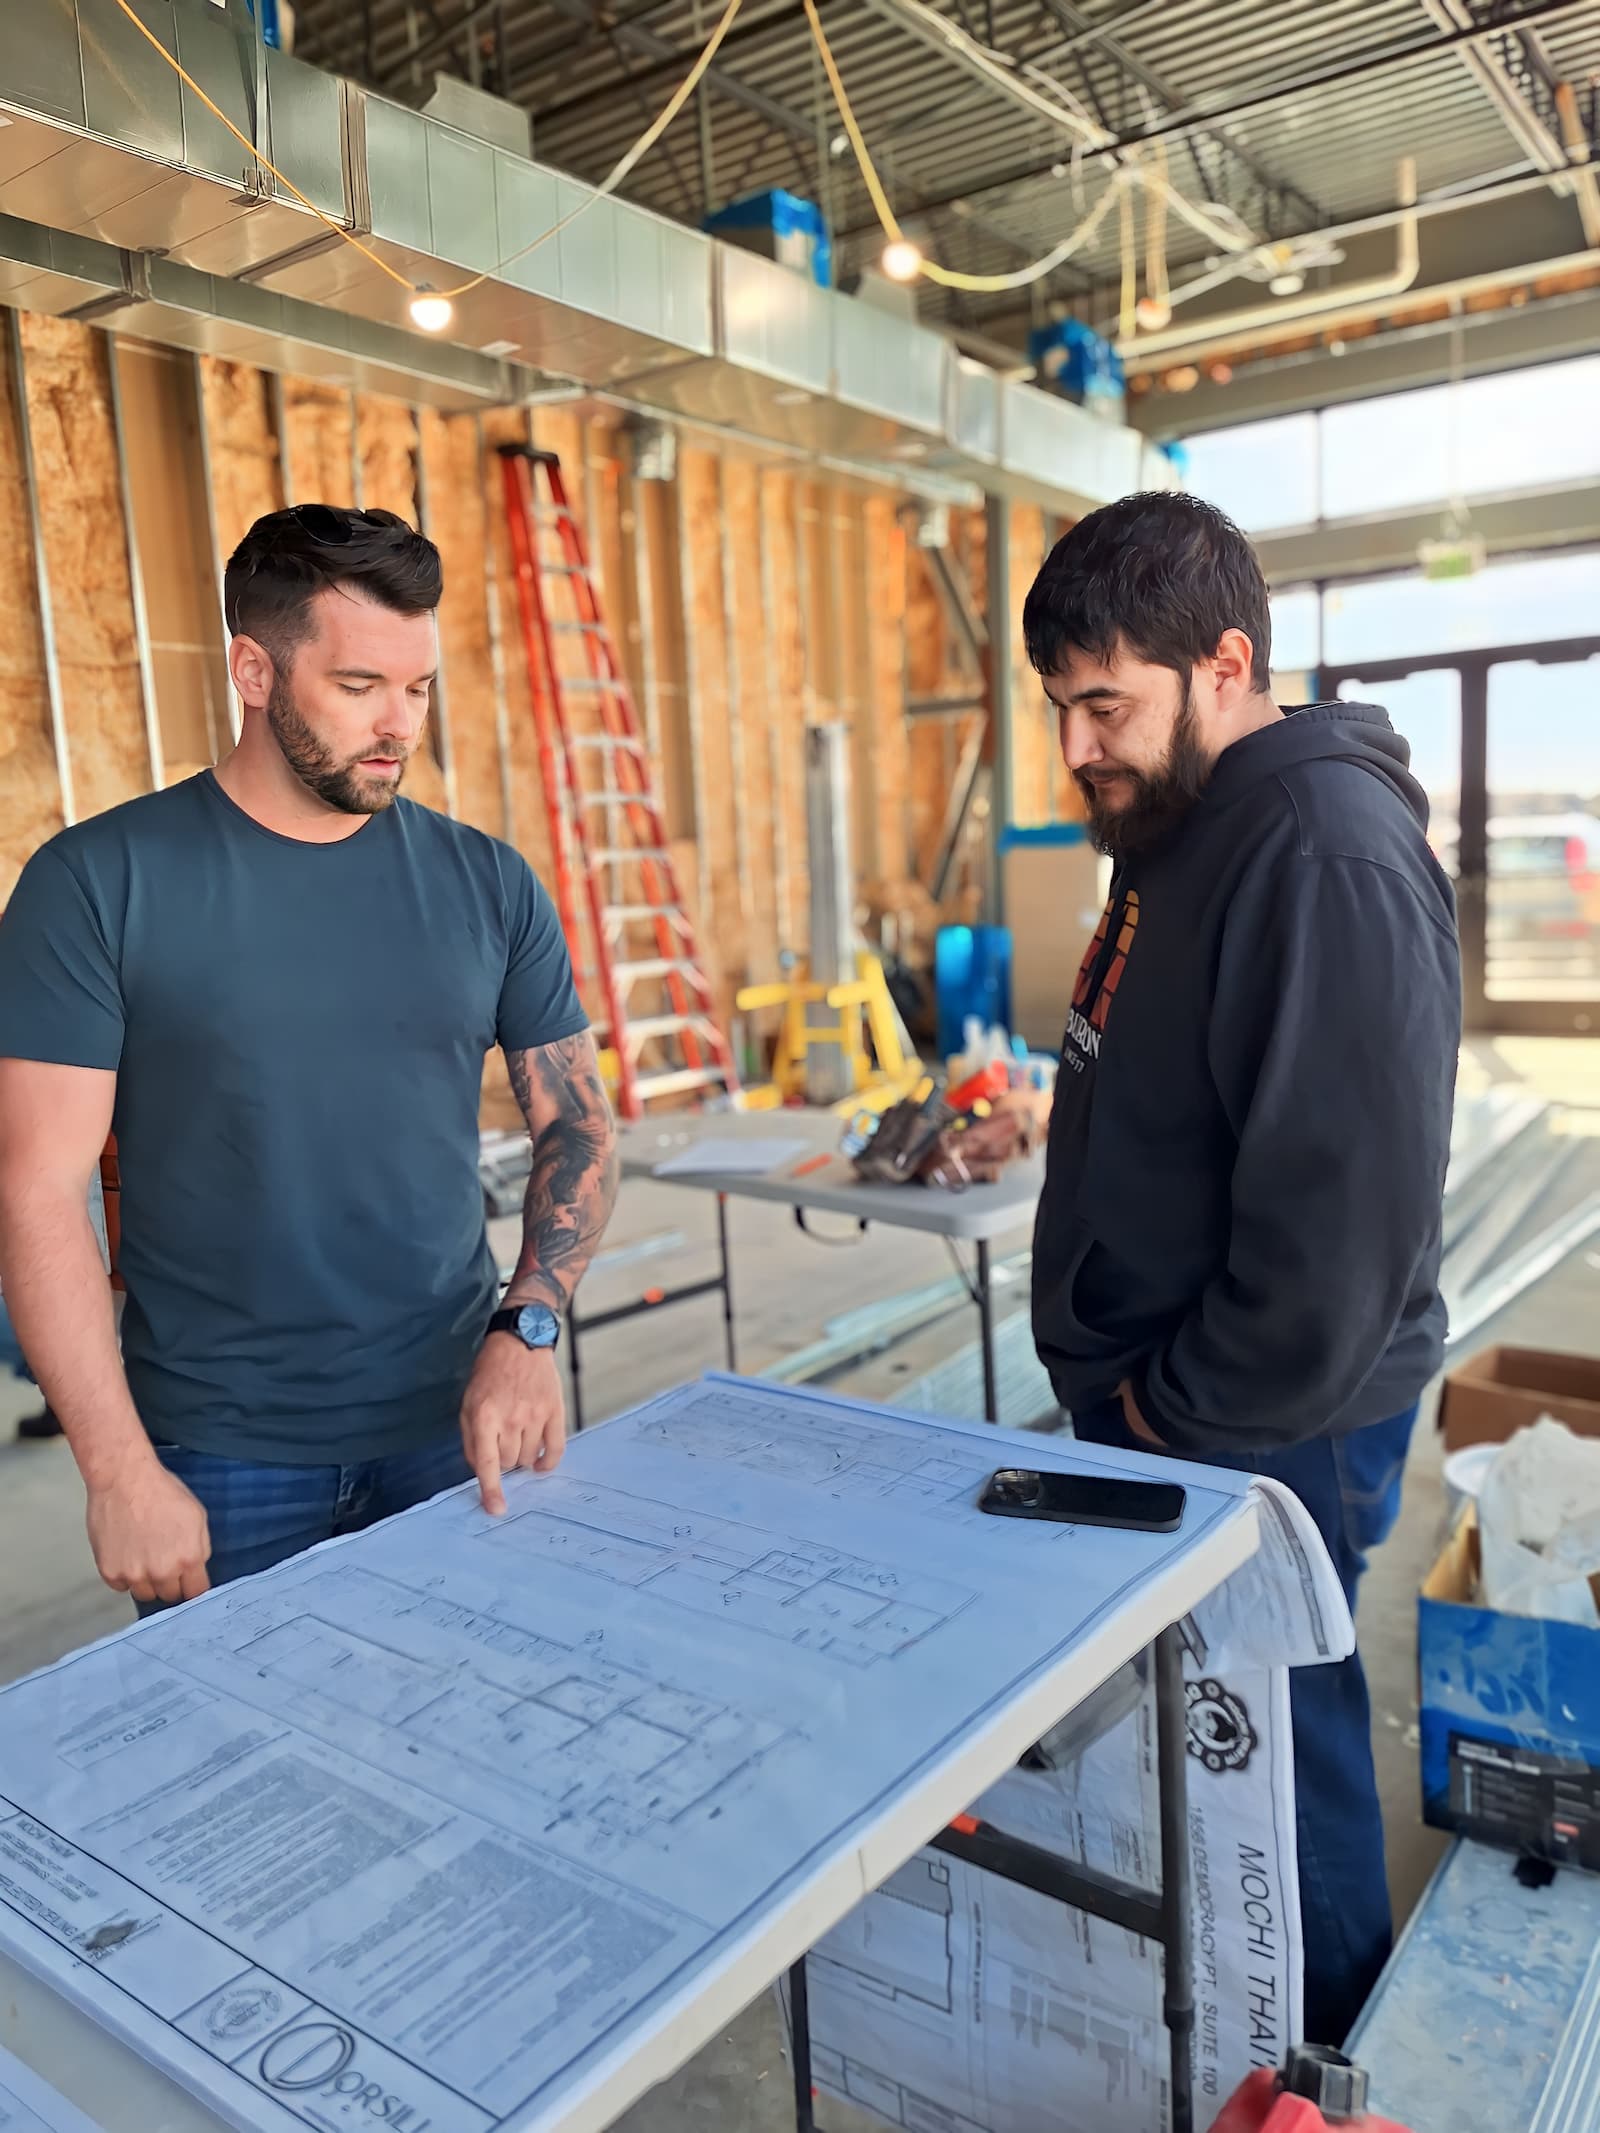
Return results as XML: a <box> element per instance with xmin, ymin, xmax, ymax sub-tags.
<box><xmin>717</xmin><ymin>1191</ymin><xmax>737</xmax><ymax>1372</ymax></box>
<box><xmin>976</xmin><ymin>1237</ymin><xmax>999</xmax><ymax>1423</ymax></box>
<box><xmin>789</xmin><ymin>1957</ymin><xmax>815</xmax><ymax>2133</ymax></box>
<box><xmin>568</xmin><ymin>1308</ymin><xmax>586</xmax><ymax>1434</ymax></box>
<box><xmin>1155</xmin><ymin>1623</ymin><xmax>1195</xmax><ymax>2133</ymax></box>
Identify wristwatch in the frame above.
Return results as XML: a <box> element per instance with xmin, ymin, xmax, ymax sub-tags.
<box><xmin>485</xmin><ymin>1302</ymin><xmax>562</xmax><ymax>1351</ymax></box>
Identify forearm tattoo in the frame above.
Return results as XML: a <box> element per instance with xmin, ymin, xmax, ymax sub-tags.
<box><xmin>504</xmin><ymin>1036</ymin><xmax>620</xmax><ymax>1311</ymax></box>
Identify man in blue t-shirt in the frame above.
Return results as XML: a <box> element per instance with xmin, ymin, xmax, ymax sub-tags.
<box><xmin>0</xmin><ymin>503</ymin><xmax>618</xmax><ymax>1610</ymax></box>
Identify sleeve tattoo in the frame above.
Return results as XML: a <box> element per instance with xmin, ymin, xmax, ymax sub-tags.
<box><xmin>504</xmin><ymin>1035</ymin><xmax>620</xmax><ymax>1312</ymax></box>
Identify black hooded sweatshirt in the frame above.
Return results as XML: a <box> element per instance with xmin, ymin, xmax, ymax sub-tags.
<box><xmin>1032</xmin><ymin>701</ymin><xmax>1460</xmax><ymax>1455</ymax></box>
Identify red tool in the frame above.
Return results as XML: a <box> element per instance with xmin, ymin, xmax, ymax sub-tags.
<box><xmin>946</xmin><ymin>1060</ymin><xmax>1010</xmax><ymax>1112</ymax></box>
<box><xmin>1214</xmin><ymin>2050</ymin><xmax>1412</xmax><ymax>2132</ymax></box>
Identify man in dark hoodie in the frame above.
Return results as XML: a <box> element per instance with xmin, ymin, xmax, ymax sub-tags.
<box><xmin>1026</xmin><ymin>492</ymin><xmax>1459</xmax><ymax>2047</ymax></box>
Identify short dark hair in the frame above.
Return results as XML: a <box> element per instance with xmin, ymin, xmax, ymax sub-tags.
<box><xmin>224</xmin><ymin>503</ymin><xmax>442</xmax><ymax>663</ymax></box>
<box><xmin>1023</xmin><ymin>490</ymin><xmax>1272</xmax><ymax>694</ymax></box>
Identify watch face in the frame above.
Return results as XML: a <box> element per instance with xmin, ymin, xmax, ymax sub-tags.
<box><xmin>516</xmin><ymin>1304</ymin><xmax>561</xmax><ymax>1349</ymax></box>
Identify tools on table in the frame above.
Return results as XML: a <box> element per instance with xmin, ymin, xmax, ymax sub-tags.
<box><xmin>844</xmin><ymin>1068</ymin><xmax>1047</xmax><ymax>1191</ymax></box>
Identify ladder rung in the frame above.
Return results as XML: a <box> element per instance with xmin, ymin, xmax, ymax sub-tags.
<box><xmin>540</xmin><ymin>563</ymin><xmax>585</xmax><ymax>577</ymax></box>
<box><xmin>580</xmin><ymin>788</ymin><xmax>655</xmax><ymax>808</ymax></box>
<box><xmin>559</xmin><ymin>675</ymin><xmax>625</xmax><ymax>693</ymax></box>
<box><xmin>594</xmin><ymin>847</ymin><xmax>670</xmax><ymax>865</ymax></box>
<box><xmin>634</xmin><ymin>1066</ymin><xmax>733</xmax><ymax>1100</ymax></box>
<box><xmin>613</xmin><ymin>958</ymin><xmax>701</xmax><ymax>982</ymax></box>
<box><xmin>625</xmin><ymin>1014</ymin><xmax>717</xmax><ymax>1045</ymax></box>
<box><xmin>531</xmin><ymin>504</ymin><xmax>576</xmax><ymax>522</ymax></box>
<box><xmin>604</xmin><ymin>904</ymin><xmax>692</xmax><ymax>927</ymax></box>
<box><xmin>571</xmin><ymin>733</ymin><xmax>647</xmax><ymax>753</ymax></box>
<box><xmin>551</xmin><ymin>620</ymin><xmax>605</xmax><ymax>634</ymax></box>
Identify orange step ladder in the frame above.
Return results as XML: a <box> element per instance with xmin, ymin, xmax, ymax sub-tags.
<box><xmin>496</xmin><ymin>444</ymin><xmax>740</xmax><ymax>1121</ymax></box>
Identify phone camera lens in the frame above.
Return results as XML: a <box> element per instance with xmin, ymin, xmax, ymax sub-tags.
<box><xmin>992</xmin><ymin>1469</ymin><xmax>1041</xmax><ymax>1507</ymax></box>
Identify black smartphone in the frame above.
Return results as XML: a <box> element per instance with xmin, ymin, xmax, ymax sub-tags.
<box><xmin>978</xmin><ymin>1466</ymin><xmax>1186</xmax><ymax>1532</ymax></box>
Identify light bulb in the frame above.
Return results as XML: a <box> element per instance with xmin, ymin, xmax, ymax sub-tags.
<box><xmin>1268</xmin><ymin>270</ymin><xmax>1305</xmax><ymax>297</ymax></box>
<box><xmin>1134</xmin><ymin>296</ymin><xmax>1171</xmax><ymax>331</ymax></box>
<box><xmin>408</xmin><ymin>288</ymin><xmax>454</xmax><ymax>333</ymax></box>
<box><xmin>880</xmin><ymin>239</ymin><xmax>923</xmax><ymax>283</ymax></box>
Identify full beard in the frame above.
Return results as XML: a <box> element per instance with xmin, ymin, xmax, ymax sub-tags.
<box><xmin>1075</xmin><ymin>692</ymin><xmax>1210</xmax><ymax>859</ymax></box>
<box><xmin>267</xmin><ymin>674</ymin><xmax>408</xmax><ymax>815</ymax></box>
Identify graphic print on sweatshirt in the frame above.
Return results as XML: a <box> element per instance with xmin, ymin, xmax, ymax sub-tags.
<box><xmin>1063</xmin><ymin>888</ymin><xmax>1139</xmax><ymax>1071</ymax></box>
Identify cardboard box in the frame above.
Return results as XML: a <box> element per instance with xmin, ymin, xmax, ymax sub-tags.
<box><xmin>1437</xmin><ymin>1345</ymin><xmax>1600</xmax><ymax>1451</ymax></box>
<box><xmin>1000</xmin><ymin>825</ymin><xmax>1105</xmax><ymax>1053</ymax></box>
<box><xmin>1419</xmin><ymin>1508</ymin><xmax>1600</xmax><ymax>1868</ymax></box>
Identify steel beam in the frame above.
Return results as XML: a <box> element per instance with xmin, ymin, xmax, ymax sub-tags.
<box><xmin>1256</xmin><ymin>479</ymin><xmax>1600</xmax><ymax>589</ymax></box>
<box><xmin>530</xmin><ymin>0</ymin><xmax>818</xmax><ymax>155</ymax></box>
<box><xmin>837</xmin><ymin>0</ymin><xmax>1593</xmax><ymax>235</ymax></box>
<box><xmin>1034</xmin><ymin>0</ymin><xmax>1322</xmax><ymax>232</ymax></box>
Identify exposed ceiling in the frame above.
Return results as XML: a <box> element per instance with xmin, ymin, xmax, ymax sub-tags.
<box><xmin>293</xmin><ymin>0</ymin><xmax>1600</xmax><ymax>373</ymax></box>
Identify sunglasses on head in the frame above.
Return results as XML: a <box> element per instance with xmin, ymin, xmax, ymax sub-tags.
<box><xmin>227</xmin><ymin>505</ymin><xmax>407</xmax><ymax>632</ymax></box>
<box><xmin>285</xmin><ymin>503</ymin><xmax>367</xmax><ymax>546</ymax></box>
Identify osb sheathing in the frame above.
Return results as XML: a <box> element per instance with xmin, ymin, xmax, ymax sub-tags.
<box><xmin>635</xmin><ymin>476</ymin><xmax>692</xmax><ymax>842</ymax></box>
<box><xmin>905</xmin><ymin>542</ymin><xmax>953</xmax><ymax>880</ymax></box>
<box><xmin>282</xmin><ymin>381</ymin><xmax>355</xmax><ymax>510</ymax></box>
<box><xmin>419</xmin><ymin>410</ymin><xmax>506</xmax><ymax>840</ymax></box>
<box><xmin>758</xmin><ymin>468</ymin><xmax>810</xmax><ymax>952</ymax></box>
<box><xmin>677</xmin><ymin>446</ymin><xmax>744</xmax><ymax>1029</ymax></box>
<box><xmin>1008</xmin><ymin>506</ymin><xmax>1052</xmax><ymax>826</ymax></box>
<box><xmin>722</xmin><ymin>456</ymin><xmax>779</xmax><ymax>986</ymax></box>
<box><xmin>198</xmin><ymin>356</ymin><xmax>282</xmax><ymax>564</ymax></box>
<box><xmin>481</xmin><ymin>405</ymin><xmax>555</xmax><ymax>897</ymax></box>
<box><xmin>863</xmin><ymin>494</ymin><xmax>910</xmax><ymax>886</ymax></box>
<box><xmin>18</xmin><ymin>315</ymin><xmax>151</xmax><ymax>823</ymax></box>
<box><xmin>121</xmin><ymin>345</ymin><xmax>229</xmax><ymax>775</ymax></box>
<box><xmin>0</xmin><ymin>340</ymin><xmax>65</xmax><ymax>900</ymax></box>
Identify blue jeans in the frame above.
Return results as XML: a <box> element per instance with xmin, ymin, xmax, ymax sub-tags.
<box><xmin>0</xmin><ymin>1298</ymin><xmax>29</xmax><ymax>1380</ymax></box>
<box><xmin>139</xmin><ymin>1434</ymin><xmax>473</xmax><ymax>1612</ymax></box>
<box><xmin>1072</xmin><ymin>1399</ymin><xmax>1416</xmax><ymax>2051</ymax></box>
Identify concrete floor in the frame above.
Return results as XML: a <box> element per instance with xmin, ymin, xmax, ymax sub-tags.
<box><xmin>2</xmin><ymin>1035</ymin><xmax>1598</xmax><ymax>2130</ymax></box>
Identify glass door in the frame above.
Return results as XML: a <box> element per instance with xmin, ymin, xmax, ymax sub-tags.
<box><xmin>1485</xmin><ymin>654</ymin><xmax>1600</xmax><ymax>1032</ymax></box>
<box><xmin>1336</xmin><ymin>668</ymin><xmax>1463</xmax><ymax>884</ymax></box>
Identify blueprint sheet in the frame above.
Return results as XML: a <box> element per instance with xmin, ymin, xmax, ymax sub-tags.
<box><xmin>0</xmin><ymin>2043</ymin><xmax>103</xmax><ymax>2133</ymax></box>
<box><xmin>0</xmin><ymin>1375</ymin><xmax>1255</xmax><ymax>2133</ymax></box>
<box><xmin>801</xmin><ymin>1480</ymin><xmax>1351</xmax><ymax>2133</ymax></box>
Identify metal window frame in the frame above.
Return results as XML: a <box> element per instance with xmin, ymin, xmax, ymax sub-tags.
<box><xmin>1319</xmin><ymin>629</ymin><xmax>1600</xmax><ymax>1038</ymax></box>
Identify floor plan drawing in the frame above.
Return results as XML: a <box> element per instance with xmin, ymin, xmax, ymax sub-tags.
<box><xmin>477</xmin><ymin>1473</ymin><xmax>977</xmax><ymax>1667</ymax></box>
<box><xmin>0</xmin><ymin>1375</ymin><xmax>1256</xmax><ymax>2133</ymax></box>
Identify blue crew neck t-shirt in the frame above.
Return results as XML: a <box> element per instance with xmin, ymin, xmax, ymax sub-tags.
<box><xmin>0</xmin><ymin>773</ymin><xmax>587</xmax><ymax>1462</ymax></box>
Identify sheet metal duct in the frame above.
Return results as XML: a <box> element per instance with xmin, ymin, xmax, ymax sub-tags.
<box><xmin>0</xmin><ymin>0</ymin><xmax>1156</xmax><ymax>516</ymax></box>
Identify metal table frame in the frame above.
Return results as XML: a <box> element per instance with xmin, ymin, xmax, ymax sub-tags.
<box><xmin>787</xmin><ymin>1621</ymin><xmax>1197</xmax><ymax>2133</ymax></box>
<box><xmin>568</xmin><ymin>1129</ymin><xmax>1042</xmax><ymax>1432</ymax></box>
<box><xmin>569</xmin><ymin>1192</ymin><xmax>740</xmax><ymax>1432</ymax></box>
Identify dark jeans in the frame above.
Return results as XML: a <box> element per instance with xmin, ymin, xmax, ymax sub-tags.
<box><xmin>1072</xmin><ymin>1398</ymin><xmax>1416</xmax><ymax>2050</ymax></box>
<box><xmin>138</xmin><ymin>1434</ymin><xmax>473</xmax><ymax>1613</ymax></box>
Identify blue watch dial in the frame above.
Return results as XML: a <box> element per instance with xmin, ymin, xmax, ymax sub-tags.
<box><xmin>515</xmin><ymin>1303</ymin><xmax>561</xmax><ymax>1350</ymax></box>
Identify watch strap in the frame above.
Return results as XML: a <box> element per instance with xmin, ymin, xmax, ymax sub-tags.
<box><xmin>486</xmin><ymin>1303</ymin><xmax>561</xmax><ymax>1350</ymax></box>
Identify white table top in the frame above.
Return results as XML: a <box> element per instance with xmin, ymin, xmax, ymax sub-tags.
<box><xmin>620</xmin><ymin>1112</ymin><xmax>1046</xmax><ymax>1243</ymax></box>
<box><xmin>0</xmin><ymin>1375</ymin><xmax>1256</xmax><ymax>2133</ymax></box>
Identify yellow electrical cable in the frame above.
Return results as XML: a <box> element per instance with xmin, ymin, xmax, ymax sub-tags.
<box><xmin>802</xmin><ymin>0</ymin><xmax>1123</xmax><ymax>294</ymax></box>
<box><xmin>109</xmin><ymin>0</ymin><xmax>744</xmax><ymax>308</ymax></box>
<box><xmin>1145</xmin><ymin>140</ymin><xmax>1170</xmax><ymax>315</ymax></box>
<box><xmin>1118</xmin><ymin>176</ymin><xmax>1136</xmax><ymax>339</ymax></box>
